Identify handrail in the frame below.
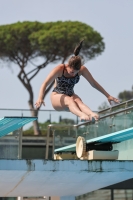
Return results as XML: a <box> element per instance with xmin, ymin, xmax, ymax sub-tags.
<box><xmin>74</xmin><ymin>105</ymin><xmax>133</xmax><ymax>128</ymax></box>
<box><xmin>48</xmin><ymin>124</ymin><xmax>74</xmax><ymax>128</ymax></box>
<box><xmin>47</xmin><ymin>105</ymin><xmax>133</xmax><ymax>129</ymax></box>
<box><xmin>98</xmin><ymin>99</ymin><xmax>133</xmax><ymax>114</ymax></box>
<box><xmin>1</xmin><ymin>99</ymin><xmax>133</xmax><ymax>113</ymax></box>
<box><xmin>0</xmin><ymin>108</ymin><xmax>56</xmax><ymax>111</ymax></box>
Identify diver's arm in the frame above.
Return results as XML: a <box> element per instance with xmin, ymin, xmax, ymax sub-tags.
<box><xmin>81</xmin><ymin>66</ymin><xmax>119</xmax><ymax>104</ymax></box>
<box><xmin>35</xmin><ymin>64</ymin><xmax>63</xmax><ymax>108</ymax></box>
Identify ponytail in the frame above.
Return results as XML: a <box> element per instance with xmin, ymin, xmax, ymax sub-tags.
<box><xmin>68</xmin><ymin>40</ymin><xmax>84</xmax><ymax>70</ymax></box>
<box><xmin>73</xmin><ymin>39</ymin><xmax>84</xmax><ymax>56</ymax></box>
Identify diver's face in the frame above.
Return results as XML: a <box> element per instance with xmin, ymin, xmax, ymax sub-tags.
<box><xmin>67</xmin><ymin>66</ymin><xmax>79</xmax><ymax>76</ymax></box>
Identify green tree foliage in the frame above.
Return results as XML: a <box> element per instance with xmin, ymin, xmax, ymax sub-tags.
<box><xmin>98</xmin><ymin>86</ymin><xmax>133</xmax><ymax>112</ymax></box>
<box><xmin>59</xmin><ymin>116</ymin><xmax>75</xmax><ymax>125</ymax></box>
<box><xmin>30</xmin><ymin>21</ymin><xmax>105</xmax><ymax>63</ymax></box>
<box><xmin>23</xmin><ymin>118</ymin><xmax>75</xmax><ymax>136</ymax></box>
<box><xmin>118</xmin><ymin>88</ymin><xmax>133</xmax><ymax>102</ymax></box>
<box><xmin>0</xmin><ymin>21</ymin><xmax>57</xmax><ymax>135</ymax></box>
<box><xmin>0</xmin><ymin>21</ymin><xmax>105</xmax><ymax>135</ymax></box>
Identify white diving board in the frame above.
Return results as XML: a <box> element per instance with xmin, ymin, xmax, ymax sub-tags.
<box><xmin>54</xmin><ymin>126</ymin><xmax>133</xmax><ymax>153</ymax></box>
<box><xmin>0</xmin><ymin>116</ymin><xmax>37</xmax><ymax>137</ymax></box>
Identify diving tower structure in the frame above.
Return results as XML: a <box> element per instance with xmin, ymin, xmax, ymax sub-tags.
<box><xmin>1</xmin><ymin>100</ymin><xmax>133</xmax><ymax>198</ymax></box>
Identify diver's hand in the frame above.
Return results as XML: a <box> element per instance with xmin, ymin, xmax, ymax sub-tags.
<box><xmin>35</xmin><ymin>99</ymin><xmax>45</xmax><ymax>109</ymax></box>
<box><xmin>107</xmin><ymin>95</ymin><xmax>120</xmax><ymax>105</ymax></box>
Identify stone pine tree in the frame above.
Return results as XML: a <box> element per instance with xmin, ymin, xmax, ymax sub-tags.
<box><xmin>0</xmin><ymin>21</ymin><xmax>60</xmax><ymax>135</ymax></box>
<box><xmin>0</xmin><ymin>21</ymin><xmax>105</xmax><ymax>135</ymax></box>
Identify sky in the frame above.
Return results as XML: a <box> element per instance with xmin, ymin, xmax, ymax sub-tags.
<box><xmin>0</xmin><ymin>0</ymin><xmax>133</xmax><ymax>113</ymax></box>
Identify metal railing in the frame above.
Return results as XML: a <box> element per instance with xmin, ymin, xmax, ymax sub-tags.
<box><xmin>0</xmin><ymin>128</ymin><xmax>22</xmax><ymax>159</ymax></box>
<box><xmin>0</xmin><ymin>108</ymin><xmax>78</xmax><ymax>128</ymax></box>
<box><xmin>45</xmin><ymin>99</ymin><xmax>133</xmax><ymax>159</ymax></box>
<box><xmin>74</xmin><ymin>105</ymin><xmax>133</xmax><ymax>128</ymax></box>
<box><xmin>45</xmin><ymin>124</ymin><xmax>76</xmax><ymax>159</ymax></box>
<box><xmin>1</xmin><ymin>98</ymin><xmax>133</xmax><ymax>159</ymax></box>
<box><xmin>98</xmin><ymin>99</ymin><xmax>133</xmax><ymax>114</ymax></box>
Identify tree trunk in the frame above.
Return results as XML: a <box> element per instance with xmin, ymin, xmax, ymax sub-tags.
<box><xmin>28</xmin><ymin>100</ymin><xmax>41</xmax><ymax>136</ymax></box>
<box><xmin>17</xmin><ymin>68</ymin><xmax>41</xmax><ymax>136</ymax></box>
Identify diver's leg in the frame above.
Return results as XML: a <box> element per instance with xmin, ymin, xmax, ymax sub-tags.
<box><xmin>51</xmin><ymin>92</ymin><xmax>91</xmax><ymax>121</ymax></box>
<box><xmin>72</xmin><ymin>94</ymin><xmax>99</xmax><ymax>120</ymax></box>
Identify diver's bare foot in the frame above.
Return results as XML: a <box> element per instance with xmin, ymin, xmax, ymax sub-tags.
<box><xmin>90</xmin><ymin>112</ymin><xmax>99</xmax><ymax>121</ymax></box>
<box><xmin>80</xmin><ymin>113</ymin><xmax>91</xmax><ymax>122</ymax></box>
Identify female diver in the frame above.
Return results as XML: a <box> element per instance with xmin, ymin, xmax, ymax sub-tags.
<box><xmin>35</xmin><ymin>40</ymin><xmax>119</xmax><ymax>121</ymax></box>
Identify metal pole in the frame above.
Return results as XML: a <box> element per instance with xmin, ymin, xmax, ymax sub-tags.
<box><xmin>75</xmin><ymin>126</ymin><xmax>78</xmax><ymax>138</ymax></box>
<box><xmin>76</xmin><ymin>116</ymin><xmax>78</xmax><ymax>124</ymax></box>
<box><xmin>45</xmin><ymin>126</ymin><xmax>50</xmax><ymax>159</ymax></box>
<box><xmin>50</xmin><ymin>112</ymin><xmax>51</xmax><ymax>123</ymax></box>
<box><xmin>18</xmin><ymin>112</ymin><xmax>23</xmax><ymax>159</ymax></box>
<box><xmin>52</xmin><ymin>130</ymin><xmax>55</xmax><ymax>159</ymax></box>
<box><xmin>111</xmin><ymin>189</ymin><xmax>114</xmax><ymax>200</ymax></box>
<box><xmin>18</xmin><ymin>128</ymin><xmax>22</xmax><ymax>159</ymax></box>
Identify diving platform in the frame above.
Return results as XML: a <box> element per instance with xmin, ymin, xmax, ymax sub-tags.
<box><xmin>54</xmin><ymin>127</ymin><xmax>133</xmax><ymax>160</ymax></box>
<box><xmin>0</xmin><ymin>116</ymin><xmax>37</xmax><ymax>137</ymax></box>
<box><xmin>0</xmin><ymin>116</ymin><xmax>37</xmax><ymax>159</ymax></box>
<box><xmin>0</xmin><ymin>160</ymin><xmax>133</xmax><ymax>197</ymax></box>
<box><xmin>1</xmin><ymin>100</ymin><xmax>133</xmax><ymax>197</ymax></box>
<box><xmin>54</xmin><ymin>126</ymin><xmax>133</xmax><ymax>153</ymax></box>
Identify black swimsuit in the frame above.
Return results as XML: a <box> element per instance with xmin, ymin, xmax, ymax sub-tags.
<box><xmin>53</xmin><ymin>65</ymin><xmax>80</xmax><ymax>96</ymax></box>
